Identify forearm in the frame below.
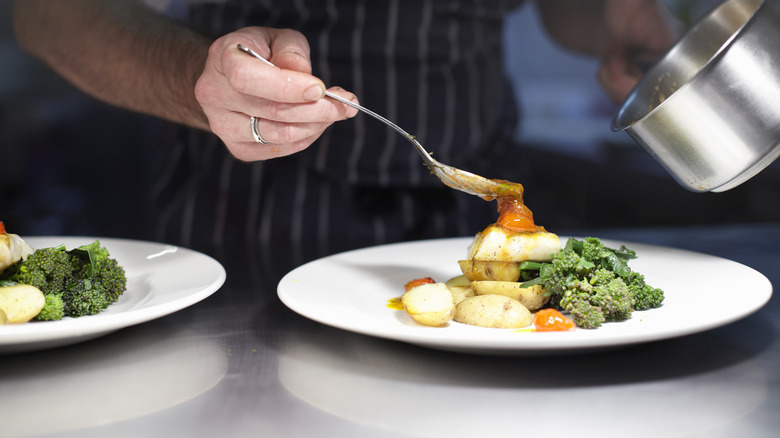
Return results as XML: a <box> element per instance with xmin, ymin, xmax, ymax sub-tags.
<box><xmin>13</xmin><ymin>0</ymin><xmax>211</xmax><ymax>130</ymax></box>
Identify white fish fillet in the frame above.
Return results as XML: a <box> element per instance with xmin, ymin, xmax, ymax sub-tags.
<box><xmin>0</xmin><ymin>233</ymin><xmax>35</xmax><ymax>273</ymax></box>
<box><xmin>468</xmin><ymin>225</ymin><xmax>560</xmax><ymax>262</ymax></box>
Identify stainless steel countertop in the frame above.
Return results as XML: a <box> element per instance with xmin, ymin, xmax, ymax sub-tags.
<box><xmin>2</xmin><ymin>223</ymin><xmax>778</xmax><ymax>438</ymax></box>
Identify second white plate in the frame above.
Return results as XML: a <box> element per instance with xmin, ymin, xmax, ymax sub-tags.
<box><xmin>0</xmin><ymin>236</ymin><xmax>226</xmax><ymax>354</ymax></box>
<box><xmin>278</xmin><ymin>237</ymin><xmax>772</xmax><ymax>354</ymax></box>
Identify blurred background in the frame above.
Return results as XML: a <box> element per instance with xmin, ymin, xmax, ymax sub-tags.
<box><xmin>3</xmin><ymin>0</ymin><xmax>780</xmax><ymax>241</ymax></box>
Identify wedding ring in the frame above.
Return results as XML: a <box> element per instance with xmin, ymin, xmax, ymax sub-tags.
<box><xmin>250</xmin><ymin>116</ymin><xmax>270</xmax><ymax>144</ymax></box>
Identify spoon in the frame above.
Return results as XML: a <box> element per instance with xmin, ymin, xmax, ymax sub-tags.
<box><xmin>236</xmin><ymin>43</ymin><xmax>521</xmax><ymax>199</ymax></box>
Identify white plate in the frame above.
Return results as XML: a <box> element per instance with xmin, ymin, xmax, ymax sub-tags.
<box><xmin>0</xmin><ymin>237</ymin><xmax>226</xmax><ymax>354</ymax></box>
<box><xmin>278</xmin><ymin>237</ymin><xmax>773</xmax><ymax>354</ymax></box>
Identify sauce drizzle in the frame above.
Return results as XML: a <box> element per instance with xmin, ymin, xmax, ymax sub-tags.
<box><xmin>486</xmin><ymin>179</ymin><xmax>541</xmax><ymax>233</ymax></box>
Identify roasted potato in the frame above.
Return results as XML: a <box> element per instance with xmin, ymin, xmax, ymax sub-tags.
<box><xmin>454</xmin><ymin>294</ymin><xmax>532</xmax><ymax>329</ymax></box>
<box><xmin>444</xmin><ymin>275</ymin><xmax>475</xmax><ymax>304</ymax></box>
<box><xmin>445</xmin><ymin>275</ymin><xmax>470</xmax><ymax>287</ymax></box>
<box><xmin>471</xmin><ymin>281</ymin><xmax>550</xmax><ymax>311</ymax></box>
<box><xmin>458</xmin><ymin>259</ymin><xmax>520</xmax><ymax>282</ymax></box>
<box><xmin>402</xmin><ymin>283</ymin><xmax>455</xmax><ymax>327</ymax></box>
<box><xmin>0</xmin><ymin>284</ymin><xmax>45</xmax><ymax>324</ymax></box>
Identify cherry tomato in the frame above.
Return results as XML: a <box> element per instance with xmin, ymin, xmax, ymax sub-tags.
<box><xmin>533</xmin><ymin>308</ymin><xmax>576</xmax><ymax>332</ymax></box>
<box><xmin>404</xmin><ymin>277</ymin><xmax>435</xmax><ymax>292</ymax></box>
<box><xmin>0</xmin><ymin>221</ymin><xmax>5</xmax><ymax>234</ymax></box>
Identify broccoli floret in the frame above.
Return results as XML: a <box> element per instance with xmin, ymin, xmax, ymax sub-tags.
<box><xmin>0</xmin><ymin>240</ymin><xmax>127</xmax><ymax>320</ymax></box>
<box><xmin>590</xmin><ymin>267</ymin><xmax>616</xmax><ymax>287</ymax></box>
<box><xmin>591</xmin><ymin>278</ymin><xmax>633</xmax><ymax>321</ymax></box>
<box><xmin>581</xmin><ymin>237</ymin><xmax>610</xmax><ymax>262</ymax></box>
<box><xmin>541</xmin><ymin>246</ymin><xmax>594</xmax><ymax>298</ymax></box>
<box><xmin>62</xmin><ymin>241</ymin><xmax>126</xmax><ymax>317</ymax></box>
<box><xmin>522</xmin><ymin>237</ymin><xmax>664</xmax><ymax>329</ymax></box>
<box><xmin>555</xmin><ymin>244</ymin><xmax>595</xmax><ymax>277</ymax></box>
<box><xmin>90</xmin><ymin>257</ymin><xmax>127</xmax><ymax>303</ymax></box>
<box><xmin>1</xmin><ymin>245</ymin><xmax>73</xmax><ymax>295</ymax></box>
<box><xmin>64</xmin><ymin>278</ymin><xmax>111</xmax><ymax>317</ymax></box>
<box><xmin>633</xmin><ymin>284</ymin><xmax>665</xmax><ymax>310</ymax></box>
<box><xmin>623</xmin><ymin>271</ymin><xmax>664</xmax><ymax>310</ymax></box>
<box><xmin>576</xmin><ymin>237</ymin><xmax>637</xmax><ymax>278</ymax></box>
<box><xmin>561</xmin><ymin>292</ymin><xmax>606</xmax><ymax>329</ymax></box>
<box><xmin>555</xmin><ymin>278</ymin><xmax>632</xmax><ymax>328</ymax></box>
<box><xmin>35</xmin><ymin>294</ymin><xmax>65</xmax><ymax>321</ymax></box>
<box><xmin>550</xmin><ymin>248</ymin><xmax>581</xmax><ymax>272</ymax></box>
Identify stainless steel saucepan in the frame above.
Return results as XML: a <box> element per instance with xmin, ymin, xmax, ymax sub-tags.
<box><xmin>612</xmin><ymin>0</ymin><xmax>780</xmax><ymax>192</ymax></box>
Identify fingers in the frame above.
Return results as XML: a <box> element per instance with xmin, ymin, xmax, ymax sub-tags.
<box><xmin>597</xmin><ymin>40</ymin><xmax>667</xmax><ymax>103</ymax></box>
<box><xmin>209</xmin><ymin>107</ymin><xmax>331</xmax><ymax>161</ymax></box>
<box><xmin>201</xmin><ymin>86</ymin><xmax>358</xmax><ymax>161</ymax></box>
<box><xmin>597</xmin><ymin>47</ymin><xmax>638</xmax><ymax>103</ymax></box>
<box><xmin>194</xmin><ymin>27</ymin><xmax>359</xmax><ymax>162</ymax></box>
<box><xmin>223</xmin><ymin>49</ymin><xmax>326</xmax><ymax>104</ymax></box>
<box><xmin>214</xmin><ymin>111</ymin><xmax>333</xmax><ymax>149</ymax></box>
<box><xmin>231</xmin><ymin>86</ymin><xmax>358</xmax><ymax>125</ymax></box>
<box><xmin>224</xmin><ymin>117</ymin><xmax>328</xmax><ymax>161</ymax></box>
<box><xmin>214</xmin><ymin>29</ymin><xmax>323</xmax><ymax>104</ymax></box>
<box><xmin>229</xmin><ymin>133</ymin><xmax>326</xmax><ymax>161</ymax></box>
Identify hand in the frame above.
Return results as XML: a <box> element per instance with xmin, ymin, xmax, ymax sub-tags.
<box><xmin>194</xmin><ymin>27</ymin><xmax>358</xmax><ymax>161</ymax></box>
<box><xmin>597</xmin><ymin>0</ymin><xmax>678</xmax><ymax>103</ymax></box>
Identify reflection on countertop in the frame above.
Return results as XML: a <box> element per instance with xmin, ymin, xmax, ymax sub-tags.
<box><xmin>0</xmin><ymin>320</ymin><xmax>228</xmax><ymax>437</ymax></box>
<box><xmin>275</xmin><ymin>307</ymin><xmax>771</xmax><ymax>438</ymax></box>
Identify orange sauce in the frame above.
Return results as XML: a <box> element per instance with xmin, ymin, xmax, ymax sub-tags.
<box><xmin>533</xmin><ymin>309</ymin><xmax>576</xmax><ymax>332</ymax></box>
<box><xmin>496</xmin><ymin>197</ymin><xmax>537</xmax><ymax>232</ymax></box>
<box><xmin>485</xmin><ymin>179</ymin><xmax>541</xmax><ymax>233</ymax></box>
